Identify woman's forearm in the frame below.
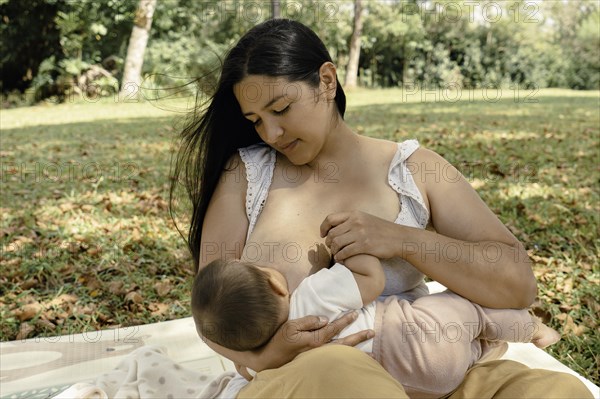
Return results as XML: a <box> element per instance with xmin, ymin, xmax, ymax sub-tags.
<box><xmin>396</xmin><ymin>225</ymin><xmax>537</xmax><ymax>309</ymax></box>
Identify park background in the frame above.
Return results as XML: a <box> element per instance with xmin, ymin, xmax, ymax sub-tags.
<box><xmin>1</xmin><ymin>0</ymin><xmax>599</xmax><ymax>386</ymax></box>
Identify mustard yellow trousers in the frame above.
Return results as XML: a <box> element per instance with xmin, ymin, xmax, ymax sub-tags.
<box><xmin>238</xmin><ymin>345</ymin><xmax>593</xmax><ymax>399</ymax></box>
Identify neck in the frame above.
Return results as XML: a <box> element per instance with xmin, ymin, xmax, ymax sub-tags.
<box><xmin>307</xmin><ymin>118</ymin><xmax>360</xmax><ymax>170</ymax></box>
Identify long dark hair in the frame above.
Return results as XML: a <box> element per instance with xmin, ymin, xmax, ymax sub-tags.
<box><xmin>170</xmin><ymin>19</ymin><xmax>347</xmax><ymax>272</ymax></box>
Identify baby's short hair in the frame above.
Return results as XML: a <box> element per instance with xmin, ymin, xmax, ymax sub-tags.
<box><xmin>191</xmin><ymin>259</ymin><xmax>282</xmax><ymax>351</ymax></box>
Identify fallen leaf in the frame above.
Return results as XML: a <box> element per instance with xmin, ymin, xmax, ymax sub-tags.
<box><xmin>108</xmin><ymin>281</ymin><xmax>125</xmax><ymax>295</ymax></box>
<box><xmin>561</xmin><ymin>277</ymin><xmax>573</xmax><ymax>294</ymax></box>
<box><xmin>35</xmin><ymin>318</ymin><xmax>56</xmax><ymax>331</ymax></box>
<box><xmin>13</xmin><ymin>302</ymin><xmax>43</xmax><ymax>321</ymax></box>
<box><xmin>149</xmin><ymin>303</ymin><xmax>169</xmax><ymax>317</ymax></box>
<box><xmin>582</xmin><ymin>296</ymin><xmax>600</xmax><ymax>315</ymax></box>
<box><xmin>59</xmin><ymin>203</ymin><xmax>76</xmax><ymax>212</ymax></box>
<box><xmin>16</xmin><ymin>323</ymin><xmax>35</xmax><ymax>340</ymax></box>
<box><xmin>154</xmin><ymin>281</ymin><xmax>172</xmax><ymax>297</ymax></box>
<box><xmin>125</xmin><ymin>291</ymin><xmax>143</xmax><ymax>304</ymax></box>
<box><xmin>86</xmin><ymin>246</ymin><xmax>101</xmax><ymax>256</ymax></box>
<box><xmin>20</xmin><ymin>278</ymin><xmax>38</xmax><ymax>290</ymax></box>
<box><xmin>562</xmin><ymin>314</ymin><xmax>586</xmax><ymax>337</ymax></box>
<box><xmin>555</xmin><ymin>313</ymin><xmax>567</xmax><ymax>322</ymax></box>
<box><xmin>48</xmin><ymin>294</ymin><xmax>78</xmax><ymax>307</ymax></box>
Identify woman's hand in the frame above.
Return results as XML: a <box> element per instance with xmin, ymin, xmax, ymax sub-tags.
<box><xmin>320</xmin><ymin>210</ymin><xmax>403</xmax><ymax>262</ymax></box>
<box><xmin>234</xmin><ymin>363</ymin><xmax>254</xmax><ymax>381</ymax></box>
<box><xmin>253</xmin><ymin>312</ymin><xmax>374</xmax><ymax>371</ymax></box>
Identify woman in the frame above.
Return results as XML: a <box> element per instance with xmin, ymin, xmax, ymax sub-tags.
<box><xmin>171</xmin><ymin>19</ymin><xmax>591</xmax><ymax>398</ymax></box>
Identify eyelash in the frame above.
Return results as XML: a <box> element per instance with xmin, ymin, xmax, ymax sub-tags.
<box><xmin>274</xmin><ymin>105</ymin><xmax>290</xmax><ymax>115</ymax></box>
<box><xmin>253</xmin><ymin>105</ymin><xmax>290</xmax><ymax>127</ymax></box>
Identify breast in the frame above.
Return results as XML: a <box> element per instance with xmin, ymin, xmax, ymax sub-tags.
<box><xmin>242</xmin><ymin>148</ymin><xmax>402</xmax><ymax>290</ymax></box>
<box><xmin>242</xmin><ymin>189</ymin><xmax>336</xmax><ymax>291</ymax></box>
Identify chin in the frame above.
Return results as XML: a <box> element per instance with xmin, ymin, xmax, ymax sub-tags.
<box><xmin>287</xmin><ymin>153</ymin><xmax>316</xmax><ymax>166</ymax></box>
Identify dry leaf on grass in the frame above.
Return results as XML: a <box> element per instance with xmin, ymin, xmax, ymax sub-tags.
<box><xmin>125</xmin><ymin>291</ymin><xmax>143</xmax><ymax>304</ymax></box>
<box><xmin>108</xmin><ymin>281</ymin><xmax>126</xmax><ymax>295</ymax></box>
<box><xmin>16</xmin><ymin>323</ymin><xmax>35</xmax><ymax>340</ymax></box>
<box><xmin>149</xmin><ymin>303</ymin><xmax>169</xmax><ymax>317</ymax></box>
<box><xmin>557</xmin><ymin>314</ymin><xmax>587</xmax><ymax>337</ymax></box>
<box><xmin>154</xmin><ymin>281</ymin><xmax>172</xmax><ymax>297</ymax></box>
<box><xmin>13</xmin><ymin>302</ymin><xmax>43</xmax><ymax>322</ymax></box>
<box><xmin>48</xmin><ymin>294</ymin><xmax>78</xmax><ymax>307</ymax></box>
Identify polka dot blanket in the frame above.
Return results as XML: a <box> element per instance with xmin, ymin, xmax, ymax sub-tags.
<box><xmin>53</xmin><ymin>346</ymin><xmax>235</xmax><ymax>399</ymax></box>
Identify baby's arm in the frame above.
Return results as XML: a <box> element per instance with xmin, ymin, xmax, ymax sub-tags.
<box><xmin>342</xmin><ymin>254</ymin><xmax>385</xmax><ymax>305</ymax></box>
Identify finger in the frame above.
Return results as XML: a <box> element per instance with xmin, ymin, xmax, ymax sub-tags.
<box><xmin>286</xmin><ymin>315</ymin><xmax>329</xmax><ymax>332</ymax></box>
<box><xmin>320</xmin><ymin>212</ymin><xmax>350</xmax><ymax>238</ymax></box>
<box><xmin>324</xmin><ymin>222</ymin><xmax>352</xmax><ymax>248</ymax></box>
<box><xmin>329</xmin><ymin>235</ymin><xmax>355</xmax><ymax>258</ymax></box>
<box><xmin>237</xmin><ymin>365</ymin><xmax>254</xmax><ymax>381</ymax></box>
<box><xmin>333</xmin><ymin>329</ymin><xmax>375</xmax><ymax>347</ymax></box>
<box><xmin>321</xmin><ymin>311</ymin><xmax>358</xmax><ymax>341</ymax></box>
<box><xmin>333</xmin><ymin>242</ymin><xmax>362</xmax><ymax>262</ymax></box>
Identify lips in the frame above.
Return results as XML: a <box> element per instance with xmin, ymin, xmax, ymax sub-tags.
<box><xmin>279</xmin><ymin>139</ymin><xmax>298</xmax><ymax>151</ymax></box>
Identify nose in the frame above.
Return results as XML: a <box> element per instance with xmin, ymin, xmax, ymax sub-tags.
<box><xmin>260</xmin><ymin>119</ymin><xmax>283</xmax><ymax>144</ymax></box>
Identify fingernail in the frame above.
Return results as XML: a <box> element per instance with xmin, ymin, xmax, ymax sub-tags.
<box><xmin>319</xmin><ymin>316</ymin><xmax>329</xmax><ymax>324</ymax></box>
<box><xmin>367</xmin><ymin>330</ymin><xmax>375</xmax><ymax>339</ymax></box>
<box><xmin>351</xmin><ymin>311</ymin><xmax>358</xmax><ymax>320</ymax></box>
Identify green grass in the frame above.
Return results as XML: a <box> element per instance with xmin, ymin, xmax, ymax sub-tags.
<box><xmin>1</xmin><ymin>89</ymin><xmax>598</xmax><ymax>385</ymax></box>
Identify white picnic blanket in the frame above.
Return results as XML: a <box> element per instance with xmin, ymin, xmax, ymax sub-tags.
<box><xmin>1</xmin><ymin>284</ymin><xmax>597</xmax><ymax>398</ymax></box>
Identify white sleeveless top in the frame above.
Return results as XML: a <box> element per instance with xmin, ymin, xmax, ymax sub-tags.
<box><xmin>238</xmin><ymin>139</ymin><xmax>430</xmax><ymax>300</ymax></box>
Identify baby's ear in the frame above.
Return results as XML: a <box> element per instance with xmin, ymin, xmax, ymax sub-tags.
<box><xmin>267</xmin><ymin>276</ymin><xmax>289</xmax><ymax>297</ymax></box>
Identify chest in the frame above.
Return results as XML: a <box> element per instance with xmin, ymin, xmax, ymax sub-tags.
<box><xmin>242</xmin><ymin>159</ymin><xmax>400</xmax><ymax>289</ymax></box>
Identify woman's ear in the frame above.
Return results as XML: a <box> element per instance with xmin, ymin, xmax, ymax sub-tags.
<box><xmin>319</xmin><ymin>62</ymin><xmax>337</xmax><ymax>100</ymax></box>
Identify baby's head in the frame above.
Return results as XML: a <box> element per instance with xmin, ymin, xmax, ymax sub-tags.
<box><xmin>191</xmin><ymin>259</ymin><xmax>290</xmax><ymax>351</ymax></box>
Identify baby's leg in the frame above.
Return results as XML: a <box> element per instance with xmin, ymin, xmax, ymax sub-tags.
<box><xmin>376</xmin><ymin>292</ymin><xmax>491</xmax><ymax>397</ymax></box>
<box><xmin>476</xmin><ymin>305</ymin><xmax>560</xmax><ymax>347</ymax></box>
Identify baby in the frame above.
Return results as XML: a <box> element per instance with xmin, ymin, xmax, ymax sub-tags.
<box><xmin>192</xmin><ymin>254</ymin><xmax>559</xmax><ymax>398</ymax></box>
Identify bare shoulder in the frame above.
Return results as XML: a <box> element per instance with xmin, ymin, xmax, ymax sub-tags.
<box><xmin>406</xmin><ymin>146</ymin><xmax>447</xmax><ymax>166</ymax></box>
<box><xmin>405</xmin><ymin>146</ymin><xmax>461</xmax><ymax>185</ymax></box>
<box><xmin>359</xmin><ymin>135</ymin><xmax>399</xmax><ymax>165</ymax></box>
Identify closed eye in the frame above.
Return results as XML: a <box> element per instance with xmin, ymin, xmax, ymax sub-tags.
<box><xmin>251</xmin><ymin>105</ymin><xmax>290</xmax><ymax>127</ymax></box>
<box><xmin>273</xmin><ymin>105</ymin><xmax>290</xmax><ymax>115</ymax></box>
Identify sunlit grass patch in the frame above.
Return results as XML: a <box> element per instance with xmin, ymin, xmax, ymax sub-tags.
<box><xmin>1</xmin><ymin>90</ymin><xmax>598</xmax><ymax>384</ymax></box>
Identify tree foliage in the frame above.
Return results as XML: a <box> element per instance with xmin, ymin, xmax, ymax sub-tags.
<box><xmin>1</xmin><ymin>0</ymin><xmax>598</xmax><ymax>105</ymax></box>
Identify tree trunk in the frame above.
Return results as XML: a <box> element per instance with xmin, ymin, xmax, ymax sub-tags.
<box><xmin>271</xmin><ymin>1</ymin><xmax>281</xmax><ymax>19</ymax></box>
<box><xmin>345</xmin><ymin>0</ymin><xmax>364</xmax><ymax>89</ymax></box>
<box><xmin>119</xmin><ymin>0</ymin><xmax>157</xmax><ymax>100</ymax></box>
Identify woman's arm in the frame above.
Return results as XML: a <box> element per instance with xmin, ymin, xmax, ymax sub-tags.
<box><xmin>320</xmin><ymin>148</ymin><xmax>536</xmax><ymax>309</ymax></box>
<box><xmin>199</xmin><ymin>154</ymin><xmax>249</xmax><ymax>269</ymax></box>
<box><xmin>202</xmin><ymin>313</ymin><xmax>371</xmax><ymax>372</ymax></box>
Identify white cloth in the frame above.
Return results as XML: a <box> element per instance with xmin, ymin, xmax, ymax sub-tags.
<box><xmin>238</xmin><ymin>139</ymin><xmax>430</xmax><ymax>298</ymax></box>
<box><xmin>290</xmin><ymin>263</ymin><xmax>376</xmax><ymax>353</ymax></box>
<box><xmin>54</xmin><ymin>346</ymin><xmax>235</xmax><ymax>399</ymax></box>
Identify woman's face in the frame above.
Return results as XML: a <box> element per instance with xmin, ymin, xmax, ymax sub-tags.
<box><xmin>234</xmin><ymin>74</ymin><xmax>337</xmax><ymax>165</ymax></box>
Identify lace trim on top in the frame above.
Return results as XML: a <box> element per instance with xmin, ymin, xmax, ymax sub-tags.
<box><xmin>388</xmin><ymin>139</ymin><xmax>430</xmax><ymax>229</ymax></box>
<box><xmin>238</xmin><ymin>143</ymin><xmax>276</xmax><ymax>242</ymax></box>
